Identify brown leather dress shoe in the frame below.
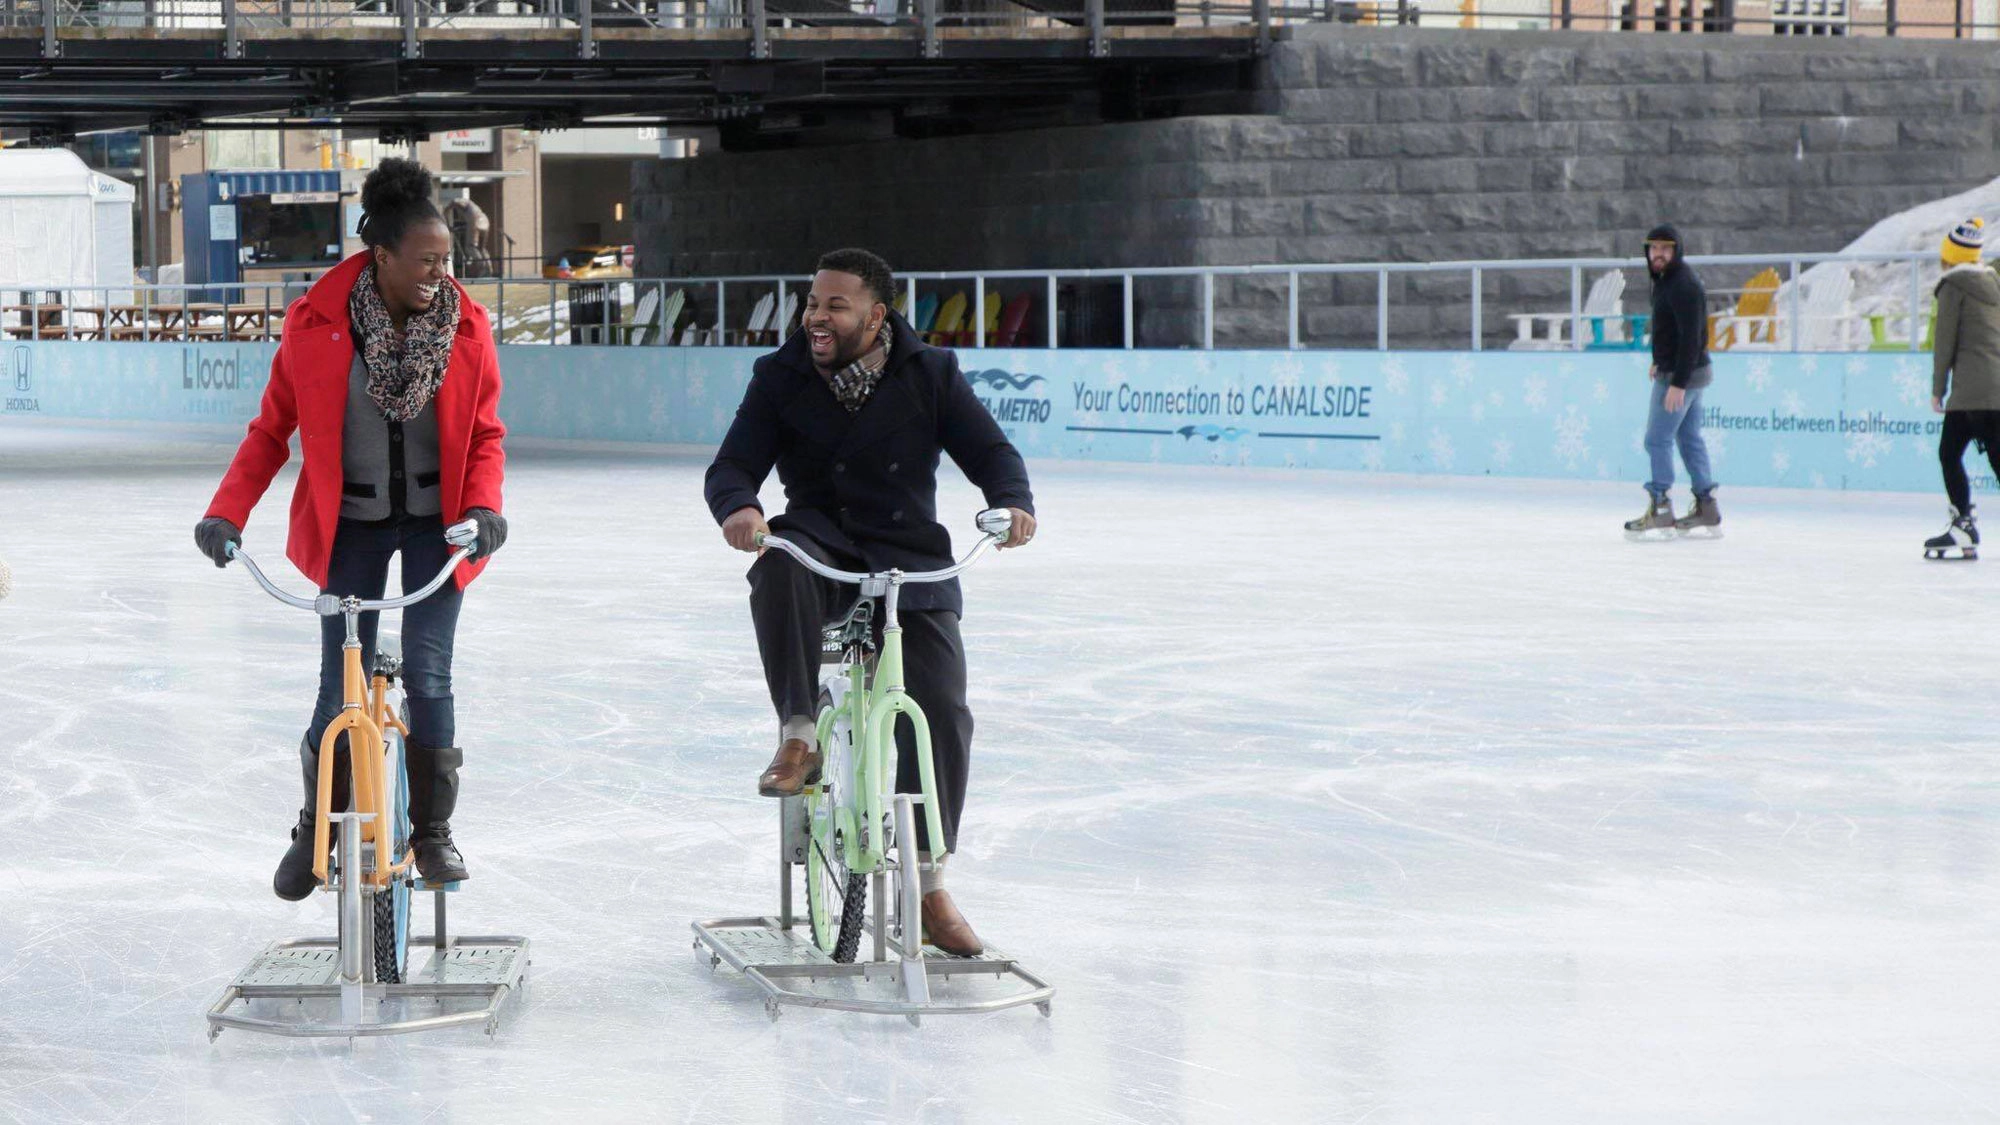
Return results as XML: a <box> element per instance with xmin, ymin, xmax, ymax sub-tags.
<box><xmin>756</xmin><ymin>738</ymin><xmax>822</xmax><ymax>798</ymax></box>
<box><xmin>920</xmin><ymin>889</ymin><xmax>984</xmax><ymax>957</ymax></box>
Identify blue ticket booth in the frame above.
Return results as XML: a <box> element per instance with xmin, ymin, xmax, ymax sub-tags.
<box><xmin>182</xmin><ymin>170</ymin><xmax>348</xmax><ymax>301</ymax></box>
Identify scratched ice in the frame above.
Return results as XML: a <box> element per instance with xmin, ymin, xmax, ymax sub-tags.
<box><xmin>1</xmin><ymin>421</ymin><xmax>1997</xmax><ymax>1121</ymax></box>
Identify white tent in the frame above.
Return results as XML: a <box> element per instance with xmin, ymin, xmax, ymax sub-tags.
<box><xmin>0</xmin><ymin>148</ymin><xmax>135</xmax><ymax>293</ymax></box>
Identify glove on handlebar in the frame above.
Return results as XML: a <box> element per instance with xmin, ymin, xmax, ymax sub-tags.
<box><xmin>195</xmin><ymin>517</ymin><xmax>241</xmax><ymax>568</ymax></box>
<box><xmin>464</xmin><ymin>507</ymin><xmax>507</xmax><ymax>561</ymax></box>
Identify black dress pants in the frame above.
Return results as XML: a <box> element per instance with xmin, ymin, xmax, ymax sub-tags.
<box><xmin>748</xmin><ymin>544</ymin><xmax>973</xmax><ymax>854</ymax></box>
<box><xmin>1939</xmin><ymin>409</ymin><xmax>2000</xmax><ymax>513</ymax></box>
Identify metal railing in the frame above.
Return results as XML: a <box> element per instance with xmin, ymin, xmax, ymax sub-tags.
<box><xmin>1</xmin><ymin>249</ymin><xmax>1944</xmax><ymax>352</ymax></box>
<box><xmin>0</xmin><ymin>0</ymin><xmax>1285</xmax><ymax>60</ymax></box>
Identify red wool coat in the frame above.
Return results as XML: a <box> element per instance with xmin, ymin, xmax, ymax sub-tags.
<box><xmin>204</xmin><ymin>252</ymin><xmax>507</xmax><ymax>590</ymax></box>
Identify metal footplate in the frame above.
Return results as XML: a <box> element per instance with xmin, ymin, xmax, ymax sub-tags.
<box><xmin>205</xmin><ymin>812</ymin><xmax>530</xmax><ymax>1040</ymax></box>
<box><xmin>206</xmin><ymin>935</ymin><xmax>530</xmax><ymax>1039</ymax></box>
<box><xmin>692</xmin><ymin>795</ymin><xmax>1054</xmax><ymax>1024</ymax></box>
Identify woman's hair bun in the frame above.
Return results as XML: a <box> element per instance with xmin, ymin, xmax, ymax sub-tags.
<box><xmin>361</xmin><ymin>157</ymin><xmax>433</xmax><ymax>217</ymax></box>
<box><xmin>357</xmin><ymin>157</ymin><xmax>443</xmax><ymax>249</ymax></box>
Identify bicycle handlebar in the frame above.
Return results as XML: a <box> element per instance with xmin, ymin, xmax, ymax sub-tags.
<box><xmin>226</xmin><ymin>518</ymin><xmax>480</xmax><ymax>616</ymax></box>
<box><xmin>755</xmin><ymin>509</ymin><xmax>1013</xmax><ymax>589</ymax></box>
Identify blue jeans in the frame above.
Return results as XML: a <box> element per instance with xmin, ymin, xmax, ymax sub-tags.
<box><xmin>1644</xmin><ymin>377</ymin><xmax>1715</xmax><ymax>500</ymax></box>
<box><xmin>308</xmin><ymin>515</ymin><xmax>463</xmax><ymax>751</ymax></box>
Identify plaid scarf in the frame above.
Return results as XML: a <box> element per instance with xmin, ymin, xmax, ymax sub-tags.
<box><xmin>823</xmin><ymin>324</ymin><xmax>892</xmax><ymax>414</ymax></box>
<box><xmin>348</xmin><ymin>263</ymin><xmax>460</xmax><ymax>422</ymax></box>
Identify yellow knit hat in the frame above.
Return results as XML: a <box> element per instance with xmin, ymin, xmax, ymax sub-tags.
<box><xmin>1942</xmin><ymin>218</ymin><xmax>1985</xmax><ymax>267</ymax></box>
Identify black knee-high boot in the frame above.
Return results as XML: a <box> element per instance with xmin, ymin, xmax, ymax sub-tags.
<box><xmin>273</xmin><ymin>732</ymin><xmax>351</xmax><ymax>901</ymax></box>
<box><xmin>407</xmin><ymin>744</ymin><xmax>469</xmax><ymax>883</ymax></box>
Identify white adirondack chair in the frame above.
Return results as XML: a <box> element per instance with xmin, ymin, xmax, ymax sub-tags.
<box><xmin>1774</xmin><ymin>267</ymin><xmax>1857</xmax><ymax>352</ymax></box>
<box><xmin>1508</xmin><ymin>270</ymin><xmax>1626</xmax><ymax>350</ymax></box>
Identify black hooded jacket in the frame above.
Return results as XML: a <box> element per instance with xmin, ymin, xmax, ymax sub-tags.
<box><xmin>1646</xmin><ymin>225</ymin><xmax>1712</xmax><ymax>389</ymax></box>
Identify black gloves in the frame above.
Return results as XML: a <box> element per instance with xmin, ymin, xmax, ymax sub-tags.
<box><xmin>194</xmin><ymin>517</ymin><xmax>241</xmax><ymax>568</ymax></box>
<box><xmin>464</xmin><ymin>507</ymin><xmax>507</xmax><ymax>560</ymax></box>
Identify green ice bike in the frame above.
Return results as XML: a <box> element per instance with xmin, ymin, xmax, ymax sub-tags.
<box><xmin>759</xmin><ymin>509</ymin><xmax>1013</xmax><ymax>963</ymax></box>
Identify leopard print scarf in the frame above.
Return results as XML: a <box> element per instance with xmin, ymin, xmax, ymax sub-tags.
<box><xmin>347</xmin><ymin>263</ymin><xmax>460</xmax><ymax>422</ymax></box>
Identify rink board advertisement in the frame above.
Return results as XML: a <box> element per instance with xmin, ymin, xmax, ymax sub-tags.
<box><xmin>0</xmin><ymin>341</ymin><xmax>1976</xmax><ymax>494</ymax></box>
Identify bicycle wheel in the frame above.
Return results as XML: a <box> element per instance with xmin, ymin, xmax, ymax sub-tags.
<box><xmin>370</xmin><ymin>708</ymin><xmax>412</xmax><ymax>985</ymax></box>
<box><xmin>805</xmin><ymin>686</ymin><xmax>868</xmax><ymax>963</ymax></box>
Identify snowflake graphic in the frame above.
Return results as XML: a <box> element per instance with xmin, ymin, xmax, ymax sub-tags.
<box><xmin>1553</xmin><ymin>404</ymin><xmax>1591</xmax><ymax>469</ymax></box>
<box><xmin>1559</xmin><ymin>359</ymin><xmax>1578</xmax><ymax>378</ymax></box>
<box><xmin>1429</xmin><ymin>381</ymin><xmax>1449</xmax><ymax>408</ymax></box>
<box><xmin>1846</xmin><ymin>429</ymin><xmax>1891</xmax><ymax>468</ymax></box>
<box><xmin>1451</xmin><ymin>355</ymin><xmax>1476</xmax><ymax>384</ymax></box>
<box><xmin>1428</xmin><ymin>428</ymin><xmax>1456</xmax><ymax>471</ymax></box>
<box><xmin>1471</xmin><ymin>402</ymin><xmax>1486</xmax><ymax>424</ymax></box>
<box><xmin>1845</xmin><ymin>357</ymin><xmax>1869</xmax><ymax>378</ymax></box>
<box><xmin>1491</xmin><ymin>437</ymin><xmax>1513</xmax><ymax>469</ymax></box>
<box><xmin>1892</xmin><ymin>364</ymin><xmax>1928</xmax><ymax>408</ymax></box>
<box><xmin>1596</xmin><ymin>459</ymin><xmax>1612</xmax><ymax>479</ymax></box>
<box><xmin>1524</xmin><ymin>375</ymin><xmax>1549</xmax><ymax>412</ymax></box>
<box><xmin>1745</xmin><ymin>358</ymin><xmax>1773</xmax><ymax>393</ymax></box>
<box><xmin>1800</xmin><ymin>355</ymin><xmax>1821</xmax><ymax>375</ymax></box>
<box><xmin>1361</xmin><ymin>443</ymin><xmax>1385</xmax><ymax>472</ymax></box>
<box><xmin>1380</xmin><ymin>355</ymin><xmax>1409</xmax><ymax>394</ymax></box>
<box><xmin>648</xmin><ymin>384</ymin><xmax>672</xmax><ymax>430</ymax></box>
<box><xmin>1593</xmin><ymin>379</ymin><xmax>1610</xmax><ymax>403</ymax></box>
<box><xmin>1772</xmin><ymin>448</ymin><xmax>1791</xmax><ymax>475</ymax></box>
<box><xmin>1389</xmin><ymin>421</ymin><xmax>1407</xmax><ymax>444</ymax></box>
<box><xmin>1268</xmin><ymin>352</ymin><xmax>1305</xmax><ymax>386</ymax></box>
<box><xmin>1488</xmin><ymin>389</ymin><xmax>1503</xmax><ymax>408</ymax></box>
<box><xmin>1781</xmin><ymin>390</ymin><xmax>1806</xmax><ymax>416</ymax></box>
<box><xmin>1810</xmin><ymin>470</ymin><xmax>1828</xmax><ymax>489</ymax></box>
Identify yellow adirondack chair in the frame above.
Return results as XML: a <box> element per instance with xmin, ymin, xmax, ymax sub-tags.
<box><xmin>1710</xmin><ymin>267</ymin><xmax>1781</xmax><ymax>350</ymax></box>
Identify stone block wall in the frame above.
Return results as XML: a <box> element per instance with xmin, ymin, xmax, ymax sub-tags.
<box><xmin>632</xmin><ymin>26</ymin><xmax>2000</xmax><ymax>348</ymax></box>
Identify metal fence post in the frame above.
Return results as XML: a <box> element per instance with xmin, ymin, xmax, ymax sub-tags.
<box><xmin>919</xmin><ymin>0</ymin><xmax>939</xmax><ymax>59</ymax></box>
<box><xmin>1287</xmin><ymin>270</ymin><xmax>1299</xmax><ymax>350</ymax></box>
<box><xmin>749</xmin><ymin>0</ymin><xmax>767</xmax><ymax>59</ymax></box>
<box><xmin>1202</xmin><ymin>271</ymin><xmax>1214</xmax><ymax>351</ymax></box>
<box><xmin>1122</xmin><ymin>273</ymin><xmax>1133</xmax><ymax>350</ymax></box>
<box><xmin>1377</xmin><ymin>268</ymin><xmax>1388</xmax><ymax>350</ymax></box>
<box><xmin>42</xmin><ymin>0</ymin><xmax>59</xmax><ymax>58</ymax></box>
<box><xmin>716</xmin><ymin>280</ymin><xmax>727</xmax><ymax>346</ymax></box>
<box><xmin>1908</xmin><ymin>257</ymin><xmax>1921</xmax><ymax>352</ymax></box>
<box><xmin>1045</xmin><ymin>274</ymin><xmax>1057</xmax><ymax>350</ymax></box>
<box><xmin>1570</xmin><ymin>264</ymin><xmax>1582</xmax><ymax>352</ymax></box>
<box><xmin>222</xmin><ymin>0</ymin><xmax>242</xmax><ymax>59</ymax></box>
<box><xmin>579</xmin><ymin>0</ymin><xmax>598</xmax><ymax>59</ymax></box>
<box><xmin>1788</xmin><ymin>258</ymin><xmax>1800</xmax><ymax>352</ymax></box>
<box><xmin>1470</xmin><ymin>266</ymin><xmax>1482</xmax><ymax>352</ymax></box>
<box><xmin>401</xmin><ymin>0</ymin><xmax>420</xmax><ymax>59</ymax></box>
<box><xmin>1086</xmin><ymin>0</ymin><xmax>1107</xmax><ymax>57</ymax></box>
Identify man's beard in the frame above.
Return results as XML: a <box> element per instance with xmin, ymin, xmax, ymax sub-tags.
<box><xmin>818</xmin><ymin>323</ymin><xmax>873</xmax><ymax>371</ymax></box>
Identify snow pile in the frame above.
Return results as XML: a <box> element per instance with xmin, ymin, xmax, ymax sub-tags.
<box><xmin>1793</xmin><ymin>176</ymin><xmax>2000</xmax><ymax>322</ymax></box>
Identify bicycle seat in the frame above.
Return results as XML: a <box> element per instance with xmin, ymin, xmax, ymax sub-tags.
<box><xmin>820</xmin><ymin>596</ymin><xmax>876</xmax><ymax>662</ymax></box>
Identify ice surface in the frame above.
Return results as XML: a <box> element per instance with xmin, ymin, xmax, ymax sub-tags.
<box><xmin>2</xmin><ymin>421</ymin><xmax>1998</xmax><ymax>1121</ymax></box>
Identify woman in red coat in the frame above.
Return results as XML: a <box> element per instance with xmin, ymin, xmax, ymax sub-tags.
<box><xmin>194</xmin><ymin>159</ymin><xmax>508</xmax><ymax>900</ymax></box>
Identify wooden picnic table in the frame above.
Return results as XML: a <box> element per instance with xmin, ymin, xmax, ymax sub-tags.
<box><xmin>3</xmin><ymin>304</ymin><xmax>109</xmax><ymax>340</ymax></box>
<box><xmin>224</xmin><ymin>304</ymin><xmax>284</xmax><ymax>340</ymax></box>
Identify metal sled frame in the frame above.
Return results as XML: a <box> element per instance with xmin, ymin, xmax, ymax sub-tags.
<box><xmin>206</xmin><ymin>811</ymin><xmax>530</xmax><ymax>1040</ymax></box>
<box><xmin>691</xmin><ymin>795</ymin><xmax>1054</xmax><ymax>1025</ymax></box>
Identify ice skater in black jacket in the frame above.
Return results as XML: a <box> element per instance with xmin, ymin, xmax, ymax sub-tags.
<box><xmin>1625</xmin><ymin>224</ymin><xmax>1721</xmax><ymax>539</ymax></box>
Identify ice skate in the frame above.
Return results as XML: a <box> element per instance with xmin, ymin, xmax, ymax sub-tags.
<box><xmin>1674</xmin><ymin>494</ymin><xmax>1722</xmax><ymax>539</ymax></box>
<box><xmin>1623</xmin><ymin>493</ymin><xmax>1677</xmax><ymax>542</ymax></box>
<box><xmin>1924</xmin><ymin>505</ymin><xmax>1979</xmax><ymax>561</ymax></box>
